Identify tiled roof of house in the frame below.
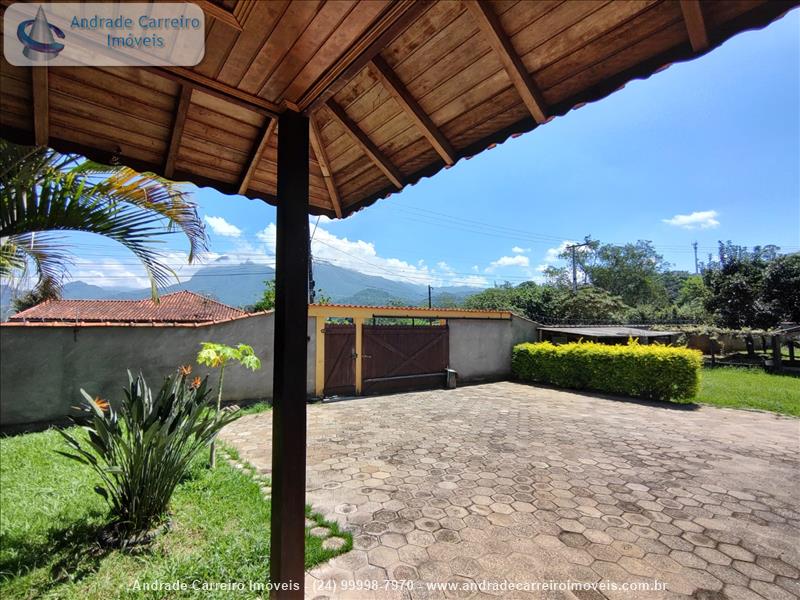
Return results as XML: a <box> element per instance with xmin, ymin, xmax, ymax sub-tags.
<box><xmin>7</xmin><ymin>291</ymin><xmax>247</xmax><ymax>324</ymax></box>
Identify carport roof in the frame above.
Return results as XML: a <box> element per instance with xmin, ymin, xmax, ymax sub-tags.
<box><xmin>540</xmin><ymin>325</ymin><xmax>679</xmax><ymax>338</ymax></box>
<box><xmin>2</xmin><ymin>0</ymin><xmax>796</xmax><ymax>217</ymax></box>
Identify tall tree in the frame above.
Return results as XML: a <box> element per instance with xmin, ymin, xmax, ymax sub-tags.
<box><xmin>761</xmin><ymin>252</ymin><xmax>800</xmax><ymax>324</ymax></box>
<box><xmin>585</xmin><ymin>240</ymin><xmax>669</xmax><ymax>307</ymax></box>
<box><xmin>702</xmin><ymin>241</ymin><xmax>784</xmax><ymax>328</ymax></box>
<box><xmin>0</xmin><ymin>141</ymin><xmax>207</xmax><ymax>300</ymax></box>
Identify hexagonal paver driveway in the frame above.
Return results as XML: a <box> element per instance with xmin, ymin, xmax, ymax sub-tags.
<box><xmin>220</xmin><ymin>382</ymin><xmax>800</xmax><ymax>599</ymax></box>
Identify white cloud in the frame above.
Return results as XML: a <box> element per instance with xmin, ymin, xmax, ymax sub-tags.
<box><xmin>204</xmin><ymin>215</ymin><xmax>242</xmax><ymax>238</ymax></box>
<box><xmin>310</xmin><ymin>215</ymin><xmax>334</xmax><ymax>229</ymax></box>
<box><xmin>68</xmin><ymin>249</ymin><xmax>226</xmax><ymax>289</ymax></box>
<box><xmin>485</xmin><ymin>254</ymin><xmax>530</xmax><ymax>273</ymax></box>
<box><xmin>535</xmin><ymin>240</ymin><xmax>588</xmax><ymax>277</ymax></box>
<box><xmin>662</xmin><ymin>210</ymin><xmax>720</xmax><ymax>230</ymax></box>
<box><xmin>70</xmin><ymin>258</ymin><xmax>152</xmax><ymax>289</ymax></box>
<box><xmin>258</xmin><ymin>223</ymin><xmax>487</xmax><ymax>288</ymax></box>
<box><xmin>511</xmin><ymin>246</ymin><xmax>530</xmax><ymax>254</ymax></box>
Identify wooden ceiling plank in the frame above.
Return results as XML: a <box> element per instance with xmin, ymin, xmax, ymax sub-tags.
<box><xmin>325</xmin><ymin>100</ymin><xmax>404</xmax><ymax>189</ymax></box>
<box><xmin>194</xmin><ymin>0</ymin><xmax>243</xmax><ymax>31</ymax></box>
<box><xmin>164</xmin><ymin>85</ymin><xmax>193</xmax><ymax>178</ymax></box>
<box><xmin>309</xmin><ymin>114</ymin><xmax>342</xmax><ymax>217</ymax></box>
<box><xmin>463</xmin><ymin>0</ymin><xmax>548</xmax><ymax>124</ymax></box>
<box><xmin>31</xmin><ymin>67</ymin><xmax>48</xmax><ymax>146</ymax></box>
<box><xmin>680</xmin><ymin>0</ymin><xmax>709</xmax><ymax>52</ymax></box>
<box><xmin>239</xmin><ymin>118</ymin><xmax>277</xmax><ymax>195</ymax></box>
<box><xmin>370</xmin><ymin>54</ymin><xmax>456</xmax><ymax>165</ymax></box>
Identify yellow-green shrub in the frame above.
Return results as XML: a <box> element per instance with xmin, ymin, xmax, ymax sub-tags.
<box><xmin>512</xmin><ymin>340</ymin><xmax>702</xmax><ymax>402</ymax></box>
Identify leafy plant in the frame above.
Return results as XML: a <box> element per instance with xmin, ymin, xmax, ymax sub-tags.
<box><xmin>0</xmin><ymin>140</ymin><xmax>207</xmax><ymax>300</ymax></box>
<box><xmin>57</xmin><ymin>368</ymin><xmax>239</xmax><ymax>546</ymax></box>
<box><xmin>197</xmin><ymin>343</ymin><xmax>261</xmax><ymax>467</ymax></box>
<box><xmin>252</xmin><ymin>279</ymin><xmax>275</xmax><ymax>311</ymax></box>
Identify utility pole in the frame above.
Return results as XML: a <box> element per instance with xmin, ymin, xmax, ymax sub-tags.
<box><xmin>308</xmin><ymin>236</ymin><xmax>316</xmax><ymax>303</ymax></box>
<box><xmin>428</xmin><ymin>284</ymin><xmax>432</xmax><ymax>308</ymax></box>
<box><xmin>566</xmin><ymin>241</ymin><xmax>591</xmax><ymax>293</ymax></box>
<box><xmin>692</xmin><ymin>241</ymin><xmax>699</xmax><ymax>274</ymax></box>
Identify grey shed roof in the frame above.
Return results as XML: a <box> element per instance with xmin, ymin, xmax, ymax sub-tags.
<box><xmin>539</xmin><ymin>326</ymin><xmax>679</xmax><ymax>338</ymax></box>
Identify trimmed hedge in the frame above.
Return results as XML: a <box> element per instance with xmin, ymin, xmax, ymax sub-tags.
<box><xmin>512</xmin><ymin>341</ymin><xmax>702</xmax><ymax>402</ymax></box>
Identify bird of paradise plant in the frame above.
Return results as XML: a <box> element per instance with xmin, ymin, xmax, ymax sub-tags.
<box><xmin>58</xmin><ymin>368</ymin><xmax>240</xmax><ymax>546</ymax></box>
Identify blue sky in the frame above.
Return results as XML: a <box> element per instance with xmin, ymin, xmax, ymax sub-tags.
<box><xmin>62</xmin><ymin>11</ymin><xmax>799</xmax><ymax>290</ymax></box>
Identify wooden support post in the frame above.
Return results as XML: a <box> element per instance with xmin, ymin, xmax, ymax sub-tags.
<box><xmin>354</xmin><ymin>316</ymin><xmax>364</xmax><ymax>394</ymax></box>
<box><xmin>771</xmin><ymin>335</ymin><xmax>783</xmax><ymax>373</ymax></box>
<box><xmin>315</xmin><ymin>316</ymin><xmax>325</xmax><ymax>396</ymax></box>
<box><xmin>270</xmin><ymin>110</ymin><xmax>309</xmax><ymax>599</ymax></box>
<box><xmin>32</xmin><ymin>67</ymin><xmax>49</xmax><ymax>146</ymax></box>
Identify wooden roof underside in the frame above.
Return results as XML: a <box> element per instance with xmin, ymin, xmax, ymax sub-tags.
<box><xmin>1</xmin><ymin>0</ymin><xmax>796</xmax><ymax>218</ymax></box>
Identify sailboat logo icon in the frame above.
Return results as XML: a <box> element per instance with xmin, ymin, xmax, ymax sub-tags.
<box><xmin>17</xmin><ymin>6</ymin><xmax>65</xmax><ymax>61</ymax></box>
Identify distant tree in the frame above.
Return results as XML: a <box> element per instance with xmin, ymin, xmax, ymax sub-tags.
<box><xmin>556</xmin><ymin>287</ymin><xmax>629</xmax><ymax>323</ymax></box>
<box><xmin>585</xmin><ymin>240</ymin><xmax>669</xmax><ymax>307</ymax></box>
<box><xmin>761</xmin><ymin>252</ymin><xmax>800</xmax><ymax>323</ymax></box>
<box><xmin>702</xmin><ymin>241</ymin><xmax>783</xmax><ymax>328</ymax></box>
<box><xmin>659</xmin><ymin>270</ymin><xmax>693</xmax><ymax>304</ymax></box>
<box><xmin>11</xmin><ymin>280</ymin><xmax>59</xmax><ymax>313</ymax></box>
<box><xmin>315</xmin><ymin>288</ymin><xmax>332</xmax><ymax>305</ymax></box>
<box><xmin>463</xmin><ymin>286</ymin><xmax>521</xmax><ymax>312</ymax></box>
<box><xmin>433</xmin><ymin>292</ymin><xmax>459</xmax><ymax>308</ymax></box>
<box><xmin>674</xmin><ymin>275</ymin><xmax>711</xmax><ymax>321</ymax></box>
<box><xmin>252</xmin><ymin>280</ymin><xmax>275</xmax><ymax>311</ymax></box>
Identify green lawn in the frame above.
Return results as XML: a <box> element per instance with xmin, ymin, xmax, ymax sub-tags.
<box><xmin>0</xmin><ymin>428</ymin><xmax>350</xmax><ymax>599</ymax></box>
<box><xmin>697</xmin><ymin>367</ymin><xmax>800</xmax><ymax>416</ymax></box>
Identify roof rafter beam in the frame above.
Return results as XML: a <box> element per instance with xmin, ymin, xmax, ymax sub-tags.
<box><xmin>370</xmin><ymin>55</ymin><xmax>457</xmax><ymax>166</ymax></box>
<box><xmin>164</xmin><ymin>85</ymin><xmax>192</xmax><ymax>178</ymax></box>
<box><xmin>463</xmin><ymin>0</ymin><xmax>548</xmax><ymax>124</ymax></box>
<box><xmin>239</xmin><ymin>117</ymin><xmax>277</xmax><ymax>196</ymax></box>
<box><xmin>31</xmin><ymin>67</ymin><xmax>48</xmax><ymax>146</ymax></box>
<box><xmin>154</xmin><ymin>67</ymin><xmax>280</xmax><ymax>117</ymax></box>
<box><xmin>325</xmin><ymin>100</ymin><xmax>404</xmax><ymax>190</ymax></box>
<box><xmin>301</xmin><ymin>0</ymin><xmax>429</xmax><ymax>113</ymax></box>
<box><xmin>309</xmin><ymin>115</ymin><xmax>342</xmax><ymax>218</ymax></box>
<box><xmin>680</xmin><ymin>0</ymin><xmax>709</xmax><ymax>52</ymax></box>
<box><xmin>194</xmin><ymin>0</ymin><xmax>243</xmax><ymax>31</ymax></box>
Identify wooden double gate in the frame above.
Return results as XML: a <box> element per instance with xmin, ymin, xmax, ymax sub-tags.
<box><xmin>323</xmin><ymin>324</ymin><xmax>449</xmax><ymax>396</ymax></box>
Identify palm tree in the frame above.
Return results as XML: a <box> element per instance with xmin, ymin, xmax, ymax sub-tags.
<box><xmin>0</xmin><ymin>140</ymin><xmax>207</xmax><ymax>301</ymax></box>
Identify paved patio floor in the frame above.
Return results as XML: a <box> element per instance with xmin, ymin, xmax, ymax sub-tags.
<box><xmin>220</xmin><ymin>382</ymin><xmax>800</xmax><ymax>600</ymax></box>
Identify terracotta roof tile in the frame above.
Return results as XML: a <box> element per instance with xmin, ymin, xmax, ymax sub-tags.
<box><xmin>8</xmin><ymin>291</ymin><xmax>246</xmax><ymax>324</ymax></box>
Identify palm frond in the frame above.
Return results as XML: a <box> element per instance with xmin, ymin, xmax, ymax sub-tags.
<box><xmin>1</xmin><ymin>232</ymin><xmax>72</xmax><ymax>294</ymax></box>
<box><xmin>0</xmin><ymin>140</ymin><xmax>208</xmax><ymax>299</ymax></box>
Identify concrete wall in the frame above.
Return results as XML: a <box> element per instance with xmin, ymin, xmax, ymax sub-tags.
<box><xmin>0</xmin><ymin>313</ymin><xmax>316</xmax><ymax>427</ymax></box>
<box><xmin>448</xmin><ymin>315</ymin><xmax>538</xmax><ymax>382</ymax></box>
<box><xmin>1</xmin><ymin>313</ymin><xmax>536</xmax><ymax>427</ymax></box>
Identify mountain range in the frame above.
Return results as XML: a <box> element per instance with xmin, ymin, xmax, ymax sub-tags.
<box><xmin>1</xmin><ymin>260</ymin><xmax>483</xmax><ymax>317</ymax></box>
